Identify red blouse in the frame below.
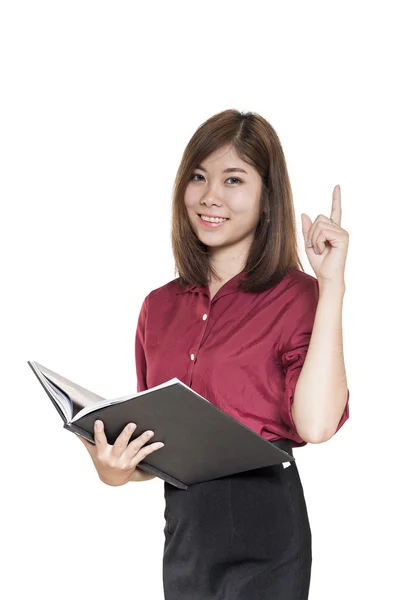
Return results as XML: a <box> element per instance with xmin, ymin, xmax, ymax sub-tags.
<box><xmin>135</xmin><ymin>267</ymin><xmax>349</xmax><ymax>448</ymax></box>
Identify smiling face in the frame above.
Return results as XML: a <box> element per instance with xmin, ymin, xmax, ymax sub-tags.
<box><xmin>184</xmin><ymin>145</ymin><xmax>263</xmax><ymax>258</ymax></box>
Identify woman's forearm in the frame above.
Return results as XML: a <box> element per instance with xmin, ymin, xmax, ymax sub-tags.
<box><xmin>292</xmin><ymin>281</ymin><xmax>348</xmax><ymax>443</ymax></box>
<box><xmin>129</xmin><ymin>467</ymin><xmax>158</xmax><ymax>482</ymax></box>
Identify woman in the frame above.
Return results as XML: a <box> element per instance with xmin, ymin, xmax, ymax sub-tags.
<box><xmin>78</xmin><ymin>109</ymin><xmax>350</xmax><ymax>599</ymax></box>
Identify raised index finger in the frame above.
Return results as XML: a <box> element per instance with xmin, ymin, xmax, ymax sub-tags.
<box><xmin>331</xmin><ymin>184</ymin><xmax>342</xmax><ymax>226</ymax></box>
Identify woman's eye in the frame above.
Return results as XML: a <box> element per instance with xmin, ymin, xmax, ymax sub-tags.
<box><xmin>190</xmin><ymin>173</ymin><xmax>204</xmax><ymax>182</ymax></box>
<box><xmin>189</xmin><ymin>174</ymin><xmax>242</xmax><ymax>184</ymax></box>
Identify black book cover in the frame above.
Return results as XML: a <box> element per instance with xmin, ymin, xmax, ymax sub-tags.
<box><xmin>28</xmin><ymin>360</ymin><xmax>295</xmax><ymax>490</ymax></box>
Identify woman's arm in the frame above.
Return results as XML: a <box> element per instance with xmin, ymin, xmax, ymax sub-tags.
<box><xmin>292</xmin><ymin>281</ymin><xmax>348</xmax><ymax>443</ymax></box>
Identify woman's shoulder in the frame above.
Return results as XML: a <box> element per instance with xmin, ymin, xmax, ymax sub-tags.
<box><xmin>266</xmin><ymin>268</ymin><xmax>319</xmax><ymax>313</ymax></box>
<box><xmin>281</xmin><ymin>267</ymin><xmax>319</xmax><ymax>293</ymax></box>
<box><xmin>144</xmin><ymin>276</ymin><xmax>183</xmax><ymax>303</ymax></box>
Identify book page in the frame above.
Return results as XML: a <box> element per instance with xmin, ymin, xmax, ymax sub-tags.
<box><xmin>34</xmin><ymin>362</ymin><xmax>107</xmax><ymax>419</ymax></box>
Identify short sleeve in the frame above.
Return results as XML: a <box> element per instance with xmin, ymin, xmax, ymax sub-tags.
<box><xmin>135</xmin><ymin>295</ymin><xmax>149</xmax><ymax>393</ymax></box>
<box><xmin>279</xmin><ymin>277</ymin><xmax>349</xmax><ymax>444</ymax></box>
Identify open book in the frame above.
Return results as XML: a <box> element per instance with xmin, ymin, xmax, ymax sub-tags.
<box><xmin>28</xmin><ymin>360</ymin><xmax>295</xmax><ymax>490</ymax></box>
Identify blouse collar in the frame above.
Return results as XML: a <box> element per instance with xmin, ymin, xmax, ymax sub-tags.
<box><xmin>175</xmin><ymin>270</ymin><xmax>247</xmax><ymax>296</ymax></box>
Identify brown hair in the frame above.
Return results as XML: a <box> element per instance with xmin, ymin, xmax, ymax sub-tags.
<box><xmin>171</xmin><ymin>109</ymin><xmax>305</xmax><ymax>293</ymax></box>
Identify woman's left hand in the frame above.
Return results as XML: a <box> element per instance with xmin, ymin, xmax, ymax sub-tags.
<box><xmin>301</xmin><ymin>184</ymin><xmax>349</xmax><ymax>286</ymax></box>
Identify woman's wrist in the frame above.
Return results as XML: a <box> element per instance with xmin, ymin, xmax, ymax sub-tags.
<box><xmin>129</xmin><ymin>467</ymin><xmax>157</xmax><ymax>482</ymax></box>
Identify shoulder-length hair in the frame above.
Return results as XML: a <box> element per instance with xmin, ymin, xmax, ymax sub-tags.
<box><xmin>171</xmin><ymin>109</ymin><xmax>305</xmax><ymax>293</ymax></box>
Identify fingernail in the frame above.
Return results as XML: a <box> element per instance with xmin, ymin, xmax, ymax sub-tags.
<box><xmin>307</xmin><ymin>239</ymin><xmax>312</xmax><ymax>247</ymax></box>
<box><xmin>95</xmin><ymin>420</ymin><xmax>102</xmax><ymax>430</ymax></box>
<box><xmin>146</xmin><ymin>430</ymin><xmax>154</xmax><ymax>436</ymax></box>
<box><xmin>128</xmin><ymin>423</ymin><xmax>136</xmax><ymax>431</ymax></box>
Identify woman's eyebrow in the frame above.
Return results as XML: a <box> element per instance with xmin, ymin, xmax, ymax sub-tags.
<box><xmin>195</xmin><ymin>164</ymin><xmax>248</xmax><ymax>174</ymax></box>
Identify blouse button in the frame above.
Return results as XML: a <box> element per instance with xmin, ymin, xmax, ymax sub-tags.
<box><xmin>190</xmin><ymin>353</ymin><xmax>195</xmax><ymax>361</ymax></box>
<box><xmin>202</xmin><ymin>313</ymin><xmax>208</xmax><ymax>320</ymax></box>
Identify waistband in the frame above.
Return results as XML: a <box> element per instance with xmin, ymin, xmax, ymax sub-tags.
<box><xmin>270</xmin><ymin>438</ymin><xmax>294</xmax><ymax>458</ymax></box>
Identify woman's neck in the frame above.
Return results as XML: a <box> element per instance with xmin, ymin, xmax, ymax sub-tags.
<box><xmin>208</xmin><ymin>247</ymin><xmax>248</xmax><ymax>286</ymax></box>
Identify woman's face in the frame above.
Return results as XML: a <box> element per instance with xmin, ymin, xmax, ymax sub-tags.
<box><xmin>184</xmin><ymin>145</ymin><xmax>263</xmax><ymax>253</ymax></box>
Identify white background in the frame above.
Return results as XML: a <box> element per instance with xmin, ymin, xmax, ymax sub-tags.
<box><xmin>1</xmin><ymin>1</ymin><xmax>410</xmax><ymax>598</ymax></box>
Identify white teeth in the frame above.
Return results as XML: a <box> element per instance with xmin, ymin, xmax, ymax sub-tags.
<box><xmin>201</xmin><ymin>215</ymin><xmax>227</xmax><ymax>223</ymax></box>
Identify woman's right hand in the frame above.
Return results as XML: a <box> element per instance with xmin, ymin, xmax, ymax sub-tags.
<box><xmin>76</xmin><ymin>420</ymin><xmax>164</xmax><ymax>486</ymax></box>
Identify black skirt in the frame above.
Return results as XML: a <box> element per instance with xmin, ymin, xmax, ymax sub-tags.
<box><xmin>162</xmin><ymin>448</ymin><xmax>312</xmax><ymax>600</ymax></box>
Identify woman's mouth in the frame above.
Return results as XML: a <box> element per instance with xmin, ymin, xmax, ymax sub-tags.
<box><xmin>198</xmin><ymin>214</ymin><xmax>229</xmax><ymax>228</ymax></box>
